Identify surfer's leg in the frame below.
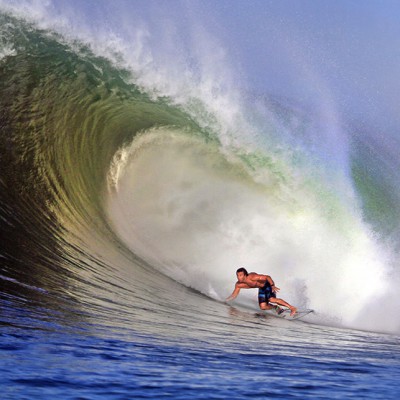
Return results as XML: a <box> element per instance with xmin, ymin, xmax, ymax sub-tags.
<box><xmin>268</xmin><ymin>297</ymin><xmax>297</xmax><ymax>316</ymax></box>
<box><xmin>258</xmin><ymin>288</ymin><xmax>273</xmax><ymax>310</ymax></box>
<box><xmin>259</xmin><ymin>301</ymin><xmax>273</xmax><ymax>310</ymax></box>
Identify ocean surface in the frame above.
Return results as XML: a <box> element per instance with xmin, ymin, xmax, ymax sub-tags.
<box><xmin>1</xmin><ymin>2</ymin><xmax>400</xmax><ymax>399</ymax></box>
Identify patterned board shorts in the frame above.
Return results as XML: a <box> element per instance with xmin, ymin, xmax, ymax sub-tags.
<box><xmin>258</xmin><ymin>282</ymin><xmax>276</xmax><ymax>304</ymax></box>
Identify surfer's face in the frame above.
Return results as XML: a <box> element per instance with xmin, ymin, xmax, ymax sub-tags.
<box><xmin>236</xmin><ymin>271</ymin><xmax>246</xmax><ymax>282</ymax></box>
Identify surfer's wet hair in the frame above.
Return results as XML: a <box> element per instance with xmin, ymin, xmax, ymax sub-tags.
<box><xmin>236</xmin><ymin>267</ymin><xmax>248</xmax><ymax>276</ymax></box>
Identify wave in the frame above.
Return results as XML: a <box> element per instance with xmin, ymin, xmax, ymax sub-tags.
<box><xmin>0</xmin><ymin>8</ymin><xmax>399</xmax><ymax>335</ymax></box>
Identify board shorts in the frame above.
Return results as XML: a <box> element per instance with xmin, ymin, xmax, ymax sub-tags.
<box><xmin>258</xmin><ymin>282</ymin><xmax>276</xmax><ymax>305</ymax></box>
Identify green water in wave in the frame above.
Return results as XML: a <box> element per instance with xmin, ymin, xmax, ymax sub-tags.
<box><xmin>0</xmin><ymin>14</ymin><xmax>212</xmax><ymax>229</ymax></box>
<box><xmin>2</xmin><ymin>12</ymin><xmax>399</xmax><ymax>248</ymax></box>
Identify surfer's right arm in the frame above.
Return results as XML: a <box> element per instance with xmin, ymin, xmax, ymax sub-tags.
<box><xmin>226</xmin><ymin>283</ymin><xmax>247</xmax><ymax>302</ymax></box>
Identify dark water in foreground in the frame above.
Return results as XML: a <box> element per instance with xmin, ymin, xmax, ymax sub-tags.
<box><xmin>2</xmin><ymin>279</ymin><xmax>400</xmax><ymax>399</ymax></box>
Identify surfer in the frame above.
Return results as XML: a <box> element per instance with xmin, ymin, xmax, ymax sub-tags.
<box><xmin>226</xmin><ymin>267</ymin><xmax>297</xmax><ymax>316</ymax></box>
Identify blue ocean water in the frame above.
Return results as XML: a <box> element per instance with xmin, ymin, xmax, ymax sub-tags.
<box><xmin>1</xmin><ymin>2</ymin><xmax>400</xmax><ymax>399</ymax></box>
<box><xmin>2</xmin><ymin>299</ymin><xmax>400</xmax><ymax>399</ymax></box>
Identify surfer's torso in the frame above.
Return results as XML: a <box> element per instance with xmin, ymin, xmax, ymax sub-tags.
<box><xmin>237</xmin><ymin>272</ymin><xmax>267</xmax><ymax>289</ymax></box>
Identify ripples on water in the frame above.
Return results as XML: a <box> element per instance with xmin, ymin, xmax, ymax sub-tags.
<box><xmin>2</xmin><ymin>259</ymin><xmax>400</xmax><ymax>399</ymax></box>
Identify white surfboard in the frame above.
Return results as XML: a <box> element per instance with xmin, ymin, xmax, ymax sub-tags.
<box><xmin>264</xmin><ymin>306</ymin><xmax>314</xmax><ymax>320</ymax></box>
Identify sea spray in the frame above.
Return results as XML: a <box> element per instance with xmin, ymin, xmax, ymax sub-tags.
<box><xmin>107</xmin><ymin>127</ymin><xmax>393</xmax><ymax>331</ymax></box>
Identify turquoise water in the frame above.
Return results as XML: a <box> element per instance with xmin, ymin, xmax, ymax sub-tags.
<box><xmin>1</xmin><ymin>6</ymin><xmax>400</xmax><ymax>399</ymax></box>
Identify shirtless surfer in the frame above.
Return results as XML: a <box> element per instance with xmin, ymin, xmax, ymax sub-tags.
<box><xmin>226</xmin><ymin>267</ymin><xmax>297</xmax><ymax>316</ymax></box>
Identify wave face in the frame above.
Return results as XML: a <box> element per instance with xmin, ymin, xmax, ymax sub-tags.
<box><xmin>1</xmin><ymin>3</ymin><xmax>400</xmax><ymax>340</ymax></box>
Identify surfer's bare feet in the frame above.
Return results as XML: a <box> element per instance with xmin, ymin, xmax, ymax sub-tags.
<box><xmin>274</xmin><ymin>305</ymin><xmax>284</xmax><ymax>315</ymax></box>
<box><xmin>290</xmin><ymin>307</ymin><xmax>297</xmax><ymax>316</ymax></box>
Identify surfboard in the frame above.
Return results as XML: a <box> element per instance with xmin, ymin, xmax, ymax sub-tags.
<box><xmin>265</xmin><ymin>306</ymin><xmax>314</xmax><ymax>320</ymax></box>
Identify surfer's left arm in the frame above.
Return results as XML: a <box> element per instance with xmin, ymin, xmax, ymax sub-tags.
<box><xmin>261</xmin><ymin>274</ymin><xmax>280</xmax><ymax>293</ymax></box>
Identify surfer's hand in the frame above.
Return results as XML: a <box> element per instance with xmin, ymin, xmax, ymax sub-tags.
<box><xmin>272</xmin><ymin>285</ymin><xmax>280</xmax><ymax>293</ymax></box>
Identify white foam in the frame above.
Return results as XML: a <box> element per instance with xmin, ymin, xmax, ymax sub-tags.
<box><xmin>107</xmin><ymin>128</ymin><xmax>396</xmax><ymax>333</ymax></box>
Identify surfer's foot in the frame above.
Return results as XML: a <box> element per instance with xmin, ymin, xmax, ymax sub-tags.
<box><xmin>290</xmin><ymin>307</ymin><xmax>297</xmax><ymax>316</ymax></box>
<box><xmin>273</xmin><ymin>305</ymin><xmax>284</xmax><ymax>315</ymax></box>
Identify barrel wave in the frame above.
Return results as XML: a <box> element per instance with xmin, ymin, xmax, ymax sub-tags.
<box><xmin>1</xmin><ymin>10</ymin><xmax>400</xmax><ymax>338</ymax></box>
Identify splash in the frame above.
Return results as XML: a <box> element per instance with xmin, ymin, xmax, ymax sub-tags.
<box><xmin>107</xmin><ymin>127</ymin><xmax>394</xmax><ymax>331</ymax></box>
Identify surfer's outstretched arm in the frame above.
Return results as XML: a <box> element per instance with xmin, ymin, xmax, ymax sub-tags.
<box><xmin>226</xmin><ymin>285</ymin><xmax>241</xmax><ymax>302</ymax></box>
<box><xmin>226</xmin><ymin>282</ymin><xmax>248</xmax><ymax>301</ymax></box>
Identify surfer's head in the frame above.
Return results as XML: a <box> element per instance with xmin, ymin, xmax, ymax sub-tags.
<box><xmin>236</xmin><ymin>267</ymin><xmax>248</xmax><ymax>282</ymax></box>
